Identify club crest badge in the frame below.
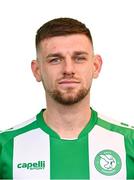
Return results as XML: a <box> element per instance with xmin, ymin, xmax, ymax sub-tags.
<box><xmin>94</xmin><ymin>149</ymin><xmax>122</xmax><ymax>176</ymax></box>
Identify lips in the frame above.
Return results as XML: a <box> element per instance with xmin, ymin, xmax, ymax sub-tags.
<box><xmin>58</xmin><ymin>79</ymin><xmax>80</xmax><ymax>89</ymax></box>
<box><xmin>58</xmin><ymin>79</ymin><xmax>80</xmax><ymax>84</ymax></box>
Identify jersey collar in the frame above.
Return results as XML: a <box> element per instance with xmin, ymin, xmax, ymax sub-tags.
<box><xmin>37</xmin><ymin>108</ymin><xmax>98</xmax><ymax>139</ymax></box>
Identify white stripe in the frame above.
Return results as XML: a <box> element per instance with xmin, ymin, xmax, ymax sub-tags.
<box><xmin>98</xmin><ymin>113</ymin><xmax>134</xmax><ymax>130</ymax></box>
<box><xmin>6</xmin><ymin>117</ymin><xmax>36</xmax><ymax>132</ymax></box>
<box><xmin>13</xmin><ymin>128</ymin><xmax>50</xmax><ymax>179</ymax></box>
<box><xmin>88</xmin><ymin>125</ymin><xmax>126</xmax><ymax>179</ymax></box>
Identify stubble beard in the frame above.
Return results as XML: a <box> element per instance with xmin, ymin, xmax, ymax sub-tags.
<box><xmin>44</xmin><ymin>85</ymin><xmax>90</xmax><ymax>105</ymax></box>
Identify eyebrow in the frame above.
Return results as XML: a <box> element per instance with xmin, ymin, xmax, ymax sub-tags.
<box><xmin>46</xmin><ymin>53</ymin><xmax>64</xmax><ymax>59</ymax></box>
<box><xmin>46</xmin><ymin>51</ymin><xmax>89</xmax><ymax>59</ymax></box>
<box><xmin>73</xmin><ymin>51</ymin><xmax>89</xmax><ymax>56</ymax></box>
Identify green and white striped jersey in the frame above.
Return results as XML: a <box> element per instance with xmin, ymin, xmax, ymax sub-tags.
<box><xmin>0</xmin><ymin>108</ymin><xmax>134</xmax><ymax>179</ymax></box>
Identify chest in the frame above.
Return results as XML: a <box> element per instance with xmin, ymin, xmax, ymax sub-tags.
<box><xmin>2</xmin><ymin>127</ymin><xmax>127</xmax><ymax>179</ymax></box>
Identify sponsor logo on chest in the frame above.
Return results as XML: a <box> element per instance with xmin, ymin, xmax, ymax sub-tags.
<box><xmin>17</xmin><ymin>160</ymin><xmax>45</xmax><ymax>170</ymax></box>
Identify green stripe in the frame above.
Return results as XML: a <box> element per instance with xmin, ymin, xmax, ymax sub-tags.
<box><xmin>1</xmin><ymin>139</ymin><xmax>13</xmax><ymax>178</ymax></box>
<box><xmin>50</xmin><ymin>135</ymin><xmax>89</xmax><ymax>179</ymax></box>
<box><xmin>125</xmin><ymin>136</ymin><xmax>134</xmax><ymax>179</ymax></box>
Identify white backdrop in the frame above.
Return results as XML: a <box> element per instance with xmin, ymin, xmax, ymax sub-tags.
<box><xmin>0</xmin><ymin>0</ymin><xmax>134</xmax><ymax>129</ymax></box>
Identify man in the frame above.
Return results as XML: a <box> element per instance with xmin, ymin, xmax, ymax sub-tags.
<box><xmin>0</xmin><ymin>17</ymin><xmax>134</xmax><ymax>179</ymax></box>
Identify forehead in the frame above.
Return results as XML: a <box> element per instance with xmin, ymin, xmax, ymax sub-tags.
<box><xmin>39</xmin><ymin>34</ymin><xmax>93</xmax><ymax>55</ymax></box>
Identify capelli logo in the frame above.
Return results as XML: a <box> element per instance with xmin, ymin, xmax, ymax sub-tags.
<box><xmin>17</xmin><ymin>161</ymin><xmax>45</xmax><ymax>170</ymax></box>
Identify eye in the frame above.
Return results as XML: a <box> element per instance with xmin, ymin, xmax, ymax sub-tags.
<box><xmin>75</xmin><ymin>56</ymin><xmax>87</xmax><ymax>63</ymax></box>
<box><xmin>49</xmin><ymin>58</ymin><xmax>61</xmax><ymax>64</ymax></box>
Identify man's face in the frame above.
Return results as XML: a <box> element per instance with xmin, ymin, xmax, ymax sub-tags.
<box><xmin>32</xmin><ymin>34</ymin><xmax>102</xmax><ymax>105</ymax></box>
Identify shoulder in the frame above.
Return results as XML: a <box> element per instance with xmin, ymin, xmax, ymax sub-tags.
<box><xmin>0</xmin><ymin>116</ymin><xmax>38</xmax><ymax>147</ymax></box>
<box><xmin>96</xmin><ymin>113</ymin><xmax>134</xmax><ymax>138</ymax></box>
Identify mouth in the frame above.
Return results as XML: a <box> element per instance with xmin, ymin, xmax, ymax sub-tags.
<box><xmin>59</xmin><ymin>79</ymin><xmax>80</xmax><ymax>84</ymax></box>
<box><xmin>58</xmin><ymin>79</ymin><xmax>80</xmax><ymax>88</ymax></box>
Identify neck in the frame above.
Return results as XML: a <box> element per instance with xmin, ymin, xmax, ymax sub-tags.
<box><xmin>43</xmin><ymin>95</ymin><xmax>91</xmax><ymax>139</ymax></box>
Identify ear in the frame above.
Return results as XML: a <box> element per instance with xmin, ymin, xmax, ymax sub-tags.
<box><xmin>31</xmin><ymin>60</ymin><xmax>42</xmax><ymax>82</ymax></box>
<box><xmin>93</xmin><ymin>55</ymin><xmax>103</xmax><ymax>79</ymax></box>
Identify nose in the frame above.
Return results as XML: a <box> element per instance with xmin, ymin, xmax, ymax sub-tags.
<box><xmin>62</xmin><ymin>56</ymin><xmax>75</xmax><ymax>76</ymax></box>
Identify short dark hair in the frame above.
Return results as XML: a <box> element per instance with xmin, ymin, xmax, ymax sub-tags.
<box><xmin>36</xmin><ymin>17</ymin><xmax>93</xmax><ymax>49</ymax></box>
